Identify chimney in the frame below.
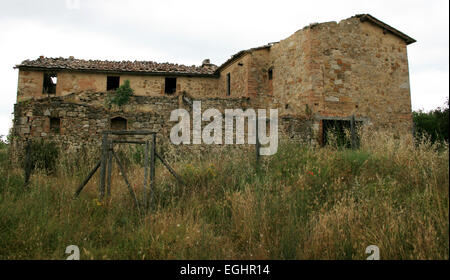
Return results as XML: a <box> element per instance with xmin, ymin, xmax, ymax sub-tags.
<box><xmin>202</xmin><ymin>59</ymin><xmax>211</xmax><ymax>67</ymax></box>
<box><xmin>69</xmin><ymin>56</ymin><xmax>75</xmax><ymax>60</ymax></box>
<box><xmin>39</xmin><ymin>55</ymin><xmax>44</xmax><ymax>59</ymax></box>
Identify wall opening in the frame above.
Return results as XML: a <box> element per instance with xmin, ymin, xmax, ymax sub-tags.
<box><xmin>226</xmin><ymin>73</ymin><xmax>231</xmax><ymax>96</ymax></box>
<box><xmin>268</xmin><ymin>67</ymin><xmax>273</xmax><ymax>95</ymax></box>
<box><xmin>322</xmin><ymin>119</ymin><xmax>362</xmax><ymax>147</ymax></box>
<box><xmin>43</xmin><ymin>73</ymin><xmax>57</xmax><ymax>94</ymax></box>
<box><xmin>164</xmin><ymin>77</ymin><xmax>177</xmax><ymax>94</ymax></box>
<box><xmin>107</xmin><ymin>76</ymin><xmax>120</xmax><ymax>91</ymax></box>
<box><xmin>110</xmin><ymin>117</ymin><xmax>127</xmax><ymax>131</ymax></box>
<box><xmin>50</xmin><ymin>117</ymin><xmax>61</xmax><ymax>133</ymax></box>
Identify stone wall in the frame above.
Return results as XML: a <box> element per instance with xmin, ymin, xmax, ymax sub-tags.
<box><xmin>248</xmin><ymin>48</ymin><xmax>272</xmax><ymax>98</ymax></box>
<box><xmin>265</xmin><ymin>16</ymin><xmax>413</xmax><ymax>143</ymax></box>
<box><xmin>270</xmin><ymin>27</ymin><xmax>313</xmax><ymax>118</ymax></box>
<box><xmin>218</xmin><ymin>54</ymin><xmax>251</xmax><ymax>98</ymax></box>
<box><xmin>309</xmin><ymin>17</ymin><xmax>413</xmax><ymax>132</ymax></box>
<box><xmin>11</xmin><ymin>92</ymin><xmax>313</xmax><ymax>163</ymax></box>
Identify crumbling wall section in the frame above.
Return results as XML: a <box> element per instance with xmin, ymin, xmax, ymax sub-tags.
<box><xmin>11</xmin><ymin>94</ymin><xmax>314</xmax><ymax>164</ymax></box>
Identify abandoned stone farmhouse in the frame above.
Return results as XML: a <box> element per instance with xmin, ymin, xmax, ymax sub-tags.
<box><xmin>11</xmin><ymin>14</ymin><xmax>416</xmax><ymax>153</ymax></box>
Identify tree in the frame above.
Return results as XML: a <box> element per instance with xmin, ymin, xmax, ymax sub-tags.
<box><xmin>413</xmin><ymin>98</ymin><xmax>449</xmax><ymax>143</ymax></box>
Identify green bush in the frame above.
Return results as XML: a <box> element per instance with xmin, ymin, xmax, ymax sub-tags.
<box><xmin>106</xmin><ymin>80</ymin><xmax>134</xmax><ymax>108</ymax></box>
<box><xmin>413</xmin><ymin>98</ymin><xmax>449</xmax><ymax>143</ymax></box>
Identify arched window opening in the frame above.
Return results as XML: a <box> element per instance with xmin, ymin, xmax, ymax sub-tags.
<box><xmin>110</xmin><ymin>117</ymin><xmax>127</xmax><ymax>131</ymax></box>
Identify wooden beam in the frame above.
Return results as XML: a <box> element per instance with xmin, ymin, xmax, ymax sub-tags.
<box><xmin>99</xmin><ymin>133</ymin><xmax>108</xmax><ymax>200</ymax></box>
<box><xmin>74</xmin><ymin>160</ymin><xmax>101</xmax><ymax>198</ymax></box>
<box><xmin>112</xmin><ymin>140</ymin><xmax>147</xmax><ymax>145</ymax></box>
<box><xmin>255</xmin><ymin>117</ymin><xmax>260</xmax><ymax>168</ymax></box>
<box><xmin>143</xmin><ymin>140</ymin><xmax>149</xmax><ymax>209</ymax></box>
<box><xmin>106</xmin><ymin>141</ymin><xmax>113</xmax><ymax>198</ymax></box>
<box><xmin>24</xmin><ymin>139</ymin><xmax>32</xmax><ymax>187</ymax></box>
<box><xmin>155</xmin><ymin>152</ymin><xmax>184</xmax><ymax>185</ymax></box>
<box><xmin>102</xmin><ymin>130</ymin><xmax>156</xmax><ymax>136</ymax></box>
<box><xmin>150</xmin><ymin>134</ymin><xmax>156</xmax><ymax>207</ymax></box>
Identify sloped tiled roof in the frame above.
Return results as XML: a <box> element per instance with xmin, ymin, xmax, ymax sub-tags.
<box><xmin>355</xmin><ymin>14</ymin><xmax>416</xmax><ymax>45</ymax></box>
<box><xmin>15</xmin><ymin>57</ymin><xmax>218</xmax><ymax>76</ymax></box>
<box><xmin>215</xmin><ymin>44</ymin><xmax>273</xmax><ymax>73</ymax></box>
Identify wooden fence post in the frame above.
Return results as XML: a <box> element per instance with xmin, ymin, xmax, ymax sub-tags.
<box><xmin>106</xmin><ymin>140</ymin><xmax>113</xmax><ymax>198</ymax></box>
<box><xmin>255</xmin><ymin>117</ymin><xmax>260</xmax><ymax>169</ymax></box>
<box><xmin>143</xmin><ymin>140</ymin><xmax>149</xmax><ymax>209</ymax></box>
<box><xmin>350</xmin><ymin>115</ymin><xmax>356</xmax><ymax>150</ymax></box>
<box><xmin>150</xmin><ymin>134</ymin><xmax>156</xmax><ymax>209</ymax></box>
<box><xmin>24</xmin><ymin>139</ymin><xmax>32</xmax><ymax>187</ymax></box>
<box><xmin>99</xmin><ymin>133</ymin><xmax>108</xmax><ymax>200</ymax></box>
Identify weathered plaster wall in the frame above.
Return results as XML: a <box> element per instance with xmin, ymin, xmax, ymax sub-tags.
<box><xmin>17</xmin><ymin>70</ymin><xmax>221</xmax><ymax>101</ymax></box>
<box><xmin>17</xmin><ymin>70</ymin><xmax>45</xmax><ymax>102</ymax></box>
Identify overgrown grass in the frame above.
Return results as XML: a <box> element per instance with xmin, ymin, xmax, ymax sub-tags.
<box><xmin>0</xmin><ymin>130</ymin><xmax>448</xmax><ymax>260</ymax></box>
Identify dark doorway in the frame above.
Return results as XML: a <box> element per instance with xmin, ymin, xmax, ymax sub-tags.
<box><xmin>110</xmin><ymin>117</ymin><xmax>127</xmax><ymax>131</ymax></box>
<box><xmin>164</xmin><ymin>77</ymin><xmax>177</xmax><ymax>94</ymax></box>
<box><xmin>322</xmin><ymin>119</ymin><xmax>361</xmax><ymax>148</ymax></box>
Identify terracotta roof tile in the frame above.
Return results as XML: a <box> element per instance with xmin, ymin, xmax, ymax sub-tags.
<box><xmin>15</xmin><ymin>57</ymin><xmax>218</xmax><ymax>76</ymax></box>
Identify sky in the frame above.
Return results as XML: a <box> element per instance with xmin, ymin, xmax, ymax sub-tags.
<box><xmin>0</xmin><ymin>0</ymin><xmax>448</xmax><ymax>140</ymax></box>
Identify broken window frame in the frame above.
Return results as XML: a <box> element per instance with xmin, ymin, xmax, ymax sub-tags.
<box><xmin>164</xmin><ymin>77</ymin><xmax>177</xmax><ymax>95</ymax></box>
<box><xmin>107</xmin><ymin>76</ymin><xmax>121</xmax><ymax>91</ymax></box>
<box><xmin>43</xmin><ymin>73</ymin><xmax>57</xmax><ymax>94</ymax></box>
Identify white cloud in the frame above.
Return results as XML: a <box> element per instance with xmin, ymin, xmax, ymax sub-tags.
<box><xmin>410</xmin><ymin>70</ymin><xmax>449</xmax><ymax>111</ymax></box>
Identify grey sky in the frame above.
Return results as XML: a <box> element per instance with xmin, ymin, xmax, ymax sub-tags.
<box><xmin>0</xmin><ymin>0</ymin><xmax>448</xmax><ymax>139</ymax></box>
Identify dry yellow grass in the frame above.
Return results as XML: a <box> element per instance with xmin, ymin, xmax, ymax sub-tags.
<box><xmin>0</xmin><ymin>129</ymin><xmax>448</xmax><ymax>260</ymax></box>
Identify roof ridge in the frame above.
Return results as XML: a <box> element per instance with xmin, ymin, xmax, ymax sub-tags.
<box><xmin>15</xmin><ymin>56</ymin><xmax>219</xmax><ymax>76</ymax></box>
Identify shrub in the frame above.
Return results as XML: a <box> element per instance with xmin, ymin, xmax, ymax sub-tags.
<box><xmin>106</xmin><ymin>80</ymin><xmax>134</xmax><ymax>108</ymax></box>
<box><xmin>413</xmin><ymin>98</ymin><xmax>449</xmax><ymax>143</ymax></box>
<box><xmin>21</xmin><ymin>140</ymin><xmax>59</xmax><ymax>174</ymax></box>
